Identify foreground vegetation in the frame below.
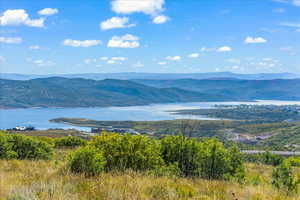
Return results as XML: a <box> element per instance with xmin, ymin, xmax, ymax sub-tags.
<box><xmin>0</xmin><ymin>132</ymin><xmax>300</xmax><ymax>199</ymax></box>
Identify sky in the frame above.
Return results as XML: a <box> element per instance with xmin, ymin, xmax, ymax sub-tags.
<box><xmin>0</xmin><ymin>0</ymin><xmax>299</xmax><ymax>74</ymax></box>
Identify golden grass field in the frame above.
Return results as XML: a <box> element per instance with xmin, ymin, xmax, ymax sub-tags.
<box><xmin>0</xmin><ymin>149</ymin><xmax>299</xmax><ymax>200</ymax></box>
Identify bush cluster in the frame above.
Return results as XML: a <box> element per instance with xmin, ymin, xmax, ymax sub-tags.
<box><xmin>243</xmin><ymin>151</ymin><xmax>283</xmax><ymax>166</ymax></box>
<box><xmin>69</xmin><ymin>133</ymin><xmax>245</xmax><ymax>180</ymax></box>
<box><xmin>0</xmin><ymin>133</ymin><xmax>53</xmax><ymax>160</ymax></box>
<box><xmin>55</xmin><ymin>136</ymin><xmax>87</xmax><ymax>148</ymax></box>
<box><xmin>272</xmin><ymin>159</ymin><xmax>300</xmax><ymax>194</ymax></box>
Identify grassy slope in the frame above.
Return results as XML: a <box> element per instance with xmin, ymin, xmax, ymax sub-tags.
<box><xmin>0</xmin><ymin>149</ymin><xmax>299</xmax><ymax>200</ymax></box>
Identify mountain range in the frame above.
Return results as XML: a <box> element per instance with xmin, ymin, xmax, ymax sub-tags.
<box><xmin>0</xmin><ymin>72</ymin><xmax>298</xmax><ymax>81</ymax></box>
<box><xmin>0</xmin><ymin>77</ymin><xmax>299</xmax><ymax>108</ymax></box>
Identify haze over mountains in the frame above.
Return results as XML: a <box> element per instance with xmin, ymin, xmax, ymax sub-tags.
<box><xmin>1</xmin><ymin>76</ymin><xmax>299</xmax><ymax>109</ymax></box>
<box><xmin>0</xmin><ymin>72</ymin><xmax>299</xmax><ymax>81</ymax></box>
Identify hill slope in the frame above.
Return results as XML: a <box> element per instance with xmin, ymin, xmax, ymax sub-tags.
<box><xmin>133</xmin><ymin>79</ymin><xmax>300</xmax><ymax>101</ymax></box>
<box><xmin>0</xmin><ymin>78</ymin><xmax>228</xmax><ymax>108</ymax></box>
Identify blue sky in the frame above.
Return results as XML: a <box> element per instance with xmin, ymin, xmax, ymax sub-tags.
<box><xmin>0</xmin><ymin>0</ymin><xmax>299</xmax><ymax>74</ymax></box>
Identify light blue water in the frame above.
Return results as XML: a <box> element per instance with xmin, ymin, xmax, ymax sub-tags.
<box><xmin>1</xmin><ymin>100</ymin><xmax>300</xmax><ymax>130</ymax></box>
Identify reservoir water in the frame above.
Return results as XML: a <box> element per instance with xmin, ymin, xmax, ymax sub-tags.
<box><xmin>1</xmin><ymin>100</ymin><xmax>300</xmax><ymax>130</ymax></box>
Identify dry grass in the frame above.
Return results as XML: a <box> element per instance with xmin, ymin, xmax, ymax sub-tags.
<box><xmin>0</xmin><ymin>152</ymin><xmax>299</xmax><ymax>200</ymax></box>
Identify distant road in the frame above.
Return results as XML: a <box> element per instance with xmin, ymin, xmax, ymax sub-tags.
<box><xmin>242</xmin><ymin>150</ymin><xmax>300</xmax><ymax>156</ymax></box>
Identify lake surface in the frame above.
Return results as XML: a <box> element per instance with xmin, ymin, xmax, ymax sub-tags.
<box><xmin>1</xmin><ymin>100</ymin><xmax>300</xmax><ymax>131</ymax></box>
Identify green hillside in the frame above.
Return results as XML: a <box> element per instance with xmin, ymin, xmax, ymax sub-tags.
<box><xmin>0</xmin><ymin>78</ymin><xmax>228</xmax><ymax>108</ymax></box>
<box><xmin>134</xmin><ymin>79</ymin><xmax>300</xmax><ymax>100</ymax></box>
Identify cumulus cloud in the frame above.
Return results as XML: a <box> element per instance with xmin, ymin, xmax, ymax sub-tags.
<box><xmin>152</xmin><ymin>15</ymin><xmax>169</xmax><ymax>24</ymax></box>
<box><xmin>107</xmin><ymin>34</ymin><xmax>140</xmax><ymax>48</ymax></box>
<box><xmin>31</xmin><ymin>59</ymin><xmax>55</xmax><ymax>67</ymax></box>
<box><xmin>158</xmin><ymin>61</ymin><xmax>167</xmax><ymax>65</ymax></box>
<box><xmin>111</xmin><ymin>56</ymin><xmax>127</xmax><ymax>61</ymax></box>
<box><xmin>29</xmin><ymin>45</ymin><xmax>41</xmax><ymax>50</ymax></box>
<box><xmin>0</xmin><ymin>36</ymin><xmax>22</xmax><ymax>44</ymax></box>
<box><xmin>100</xmin><ymin>57</ymin><xmax>109</xmax><ymax>60</ymax></box>
<box><xmin>199</xmin><ymin>47</ymin><xmax>215</xmax><ymax>52</ymax></box>
<box><xmin>188</xmin><ymin>53</ymin><xmax>199</xmax><ymax>58</ymax></box>
<box><xmin>166</xmin><ymin>56</ymin><xmax>181</xmax><ymax>61</ymax></box>
<box><xmin>38</xmin><ymin>8</ymin><xmax>59</xmax><ymax>16</ymax></box>
<box><xmin>0</xmin><ymin>9</ymin><xmax>45</xmax><ymax>27</ymax></box>
<box><xmin>100</xmin><ymin>17</ymin><xmax>135</xmax><ymax>30</ymax></box>
<box><xmin>217</xmin><ymin>46</ymin><xmax>232</xmax><ymax>52</ymax></box>
<box><xmin>63</xmin><ymin>39</ymin><xmax>101</xmax><ymax>47</ymax></box>
<box><xmin>244</xmin><ymin>36</ymin><xmax>267</xmax><ymax>44</ymax></box>
<box><xmin>107</xmin><ymin>60</ymin><xmax>117</xmax><ymax>64</ymax></box>
<box><xmin>111</xmin><ymin>0</ymin><xmax>165</xmax><ymax>15</ymax></box>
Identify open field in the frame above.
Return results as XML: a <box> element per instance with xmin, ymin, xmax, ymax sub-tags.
<box><xmin>0</xmin><ymin>149</ymin><xmax>299</xmax><ymax>200</ymax></box>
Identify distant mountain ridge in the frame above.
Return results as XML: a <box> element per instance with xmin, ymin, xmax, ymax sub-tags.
<box><xmin>0</xmin><ymin>72</ymin><xmax>299</xmax><ymax>80</ymax></box>
<box><xmin>133</xmin><ymin>79</ymin><xmax>300</xmax><ymax>101</ymax></box>
<box><xmin>0</xmin><ymin>78</ymin><xmax>229</xmax><ymax>109</ymax></box>
<box><xmin>0</xmin><ymin>77</ymin><xmax>299</xmax><ymax>109</ymax></box>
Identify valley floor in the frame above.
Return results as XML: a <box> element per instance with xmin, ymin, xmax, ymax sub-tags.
<box><xmin>0</xmin><ymin>150</ymin><xmax>299</xmax><ymax>200</ymax></box>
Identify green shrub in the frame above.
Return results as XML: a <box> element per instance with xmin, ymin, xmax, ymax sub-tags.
<box><xmin>69</xmin><ymin>146</ymin><xmax>106</xmax><ymax>176</ymax></box>
<box><xmin>0</xmin><ymin>134</ymin><xmax>17</xmax><ymax>159</ymax></box>
<box><xmin>161</xmin><ymin>136</ymin><xmax>245</xmax><ymax>180</ymax></box>
<box><xmin>0</xmin><ymin>134</ymin><xmax>53</xmax><ymax>160</ymax></box>
<box><xmin>198</xmin><ymin>139</ymin><xmax>237</xmax><ymax>179</ymax></box>
<box><xmin>9</xmin><ymin>135</ymin><xmax>53</xmax><ymax>160</ymax></box>
<box><xmin>272</xmin><ymin>161</ymin><xmax>300</xmax><ymax>194</ymax></box>
<box><xmin>161</xmin><ymin>135</ymin><xmax>202</xmax><ymax>176</ymax></box>
<box><xmin>260</xmin><ymin>152</ymin><xmax>283</xmax><ymax>166</ymax></box>
<box><xmin>55</xmin><ymin>136</ymin><xmax>87</xmax><ymax>148</ymax></box>
<box><xmin>285</xmin><ymin>157</ymin><xmax>300</xmax><ymax>167</ymax></box>
<box><xmin>243</xmin><ymin>152</ymin><xmax>283</xmax><ymax>166</ymax></box>
<box><xmin>90</xmin><ymin>133</ymin><xmax>163</xmax><ymax>171</ymax></box>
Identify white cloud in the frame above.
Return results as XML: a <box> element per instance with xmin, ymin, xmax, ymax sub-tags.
<box><xmin>158</xmin><ymin>61</ymin><xmax>167</xmax><ymax>65</ymax></box>
<box><xmin>0</xmin><ymin>36</ymin><xmax>22</xmax><ymax>44</ymax></box>
<box><xmin>166</xmin><ymin>56</ymin><xmax>181</xmax><ymax>61</ymax></box>
<box><xmin>107</xmin><ymin>34</ymin><xmax>140</xmax><ymax>48</ymax></box>
<box><xmin>63</xmin><ymin>39</ymin><xmax>101</xmax><ymax>47</ymax></box>
<box><xmin>217</xmin><ymin>46</ymin><xmax>232</xmax><ymax>52</ymax></box>
<box><xmin>32</xmin><ymin>59</ymin><xmax>55</xmax><ymax>67</ymax></box>
<box><xmin>244</xmin><ymin>36</ymin><xmax>267</xmax><ymax>44</ymax></box>
<box><xmin>29</xmin><ymin>45</ymin><xmax>41</xmax><ymax>50</ymax></box>
<box><xmin>0</xmin><ymin>9</ymin><xmax>45</xmax><ymax>28</ymax></box>
<box><xmin>280</xmin><ymin>22</ymin><xmax>300</xmax><ymax>28</ymax></box>
<box><xmin>111</xmin><ymin>56</ymin><xmax>127</xmax><ymax>61</ymax></box>
<box><xmin>152</xmin><ymin>15</ymin><xmax>169</xmax><ymax>24</ymax></box>
<box><xmin>111</xmin><ymin>0</ymin><xmax>165</xmax><ymax>15</ymax></box>
<box><xmin>84</xmin><ymin>58</ymin><xmax>97</xmax><ymax>64</ymax></box>
<box><xmin>188</xmin><ymin>53</ymin><xmax>199</xmax><ymax>58</ymax></box>
<box><xmin>38</xmin><ymin>8</ymin><xmax>59</xmax><ymax>16</ymax></box>
<box><xmin>199</xmin><ymin>47</ymin><xmax>215</xmax><ymax>52</ymax></box>
<box><xmin>100</xmin><ymin>17</ymin><xmax>135</xmax><ymax>30</ymax></box>
<box><xmin>100</xmin><ymin>57</ymin><xmax>109</xmax><ymax>61</ymax></box>
<box><xmin>107</xmin><ymin>60</ymin><xmax>117</xmax><ymax>64</ymax></box>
